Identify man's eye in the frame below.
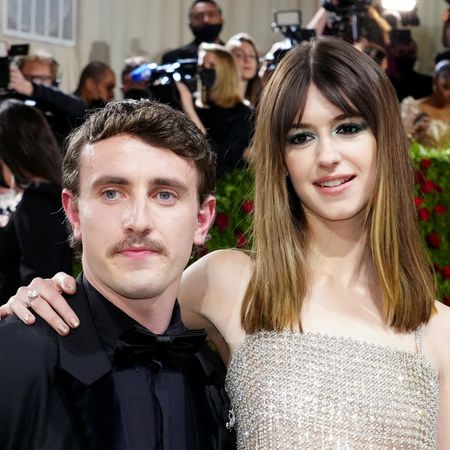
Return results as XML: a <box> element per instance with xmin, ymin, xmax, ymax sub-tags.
<box><xmin>158</xmin><ymin>191</ymin><xmax>175</xmax><ymax>201</ymax></box>
<box><xmin>287</xmin><ymin>132</ymin><xmax>314</xmax><ymax>146</ymax></box>
<box><xmin>103</xmin><ymin>190</ymin><xmax>119</xmax><ymax>200</ymax></box>
<box><xmin>335</xmin><ymin>122</ymin><xmax>367</xmax><ymax>135</ymax></box>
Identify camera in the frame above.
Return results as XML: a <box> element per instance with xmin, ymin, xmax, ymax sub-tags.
<box><xmin>129</xmin><ymin>58</ymin><xmax>198</xmax><ymax>108</ymax></box>
<box><xmin>321</xmin><ymin>0</ymin><xmax>372</xmax><ymax>43</ymax></box>
<box><xmin>0</xmin><ymin>44</ymin><xmax>29</xmax><ymax>95</ymax></box>
<box><xmin>272</xmin><ymin>10</ymin><xmax>316</xmax><ymax>46</ymax></box>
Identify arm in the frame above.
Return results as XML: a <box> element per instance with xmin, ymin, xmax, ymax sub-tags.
<box><xmin>180</xmin><ymin>249</ymin><xmax>251</xmax><ymax>363</ymax></box>
<box><xmin>306</xmin><ymin>7</ymin><xmax>330</xmax><ymax>36</ymax></box>
<box><xmin>434</xmin><ymin>303</ymin><xmax>450</xmax><ymax>447</ymax></box>
<box><xmin>175</xmin><ymin>82</ymin><xmax>206</xmax><ymax>134</ymax></box>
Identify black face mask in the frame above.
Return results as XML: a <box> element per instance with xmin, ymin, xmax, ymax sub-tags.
<box><xmin>200</xmin><ymin>68</ymin><xmax>216</xmax><ymax>90</ymax></box>
<box><xmin>190</xmin><ymin>23</ymin><xmax>222</xmax><ymax>43</ymax></box>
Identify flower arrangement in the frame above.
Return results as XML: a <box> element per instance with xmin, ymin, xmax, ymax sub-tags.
<box><xmin>203</xmin><ymin>143</ymin><xmax>450</xmax><ymax>304</ymax></box>
<box><xmin>411</xmin><ymin>143</ymin><xmax>450</xmax><ymax>304</ymax></box>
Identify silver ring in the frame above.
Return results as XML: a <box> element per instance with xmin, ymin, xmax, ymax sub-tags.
<box><xmin>26</xmin><ymin>289</ymin><xmax>39</xmax><ymax>306</ymax></box>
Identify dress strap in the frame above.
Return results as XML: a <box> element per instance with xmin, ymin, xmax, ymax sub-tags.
<box><xmin>415</xmin><ymin>325</ymin><xmax>424</xmax><ymax>354</ymax></box>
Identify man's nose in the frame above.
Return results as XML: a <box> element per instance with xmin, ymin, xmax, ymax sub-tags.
<box><xmin>123</xmin><ymin>197</ymin><xmax>153</xmax><ymax>235</ymax></box>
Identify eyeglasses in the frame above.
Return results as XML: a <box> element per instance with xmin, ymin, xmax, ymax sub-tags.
<box><xmin>23</xmin><ymin>75</ymin><xmax>54</xmax><ymax>84</ymax></box>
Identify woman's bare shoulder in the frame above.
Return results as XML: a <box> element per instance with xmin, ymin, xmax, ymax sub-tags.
<box><xmin>179</xmin><ymin>249</ymin><xmax>253</xmax><ymax>333</ymax></box>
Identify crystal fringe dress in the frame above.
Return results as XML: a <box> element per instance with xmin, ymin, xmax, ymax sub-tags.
<box><xmin>225</xmin><ymin>329</ymin><xmax>439</xmax><ymax>450</ymax></box>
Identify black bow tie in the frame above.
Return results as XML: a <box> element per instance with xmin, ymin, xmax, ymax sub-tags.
<box><xmin>114</xmin><ymin>325</ymin><xmax>207</xmax><ymax>369</ymax></box>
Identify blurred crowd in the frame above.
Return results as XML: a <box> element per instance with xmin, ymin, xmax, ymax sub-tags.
<box><xmin>0</xmin><ymin>0</ymin><xmax>449</xmax><ymax>304</ymax></box>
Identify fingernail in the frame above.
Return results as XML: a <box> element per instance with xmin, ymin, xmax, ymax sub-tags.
<box><xmin>70</xmin><ymin>318</ymin><xmax>79</xmax><ymax>328</ymax></box>
<box><xmin>58</xmin><ymin>324</ymin><xmax>69</xmax><ymax>335</ymax></box>
<box><xmin>64</xmin><ymin>280</ymin><xmax>75</xmax><ymax>291</ymax></box>
<box><xmin>23</xmin><ymin>315</ymin><xmax>31</xmax><ymax>324</ymax></box>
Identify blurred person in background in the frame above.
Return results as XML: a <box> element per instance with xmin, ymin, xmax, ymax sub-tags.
<box><xmin>0</xmin><ymin>100</ymin><xmax>72</xmax><ymax>304</ymax></box>
<box><xmin>387</xmin><ymin>37</ymin><xmax>432</xmax><ymax>101</ymax></box>
<box><xmin>8</xmin><ymin>53</ymin><xmax>86</xmax><ymax>146</ymax></box>
<box><xmin>226</xmin><ymin>33</ymin><xmax>262</xmax><ymax>106</ymax></box>
<box><xmin>120</xmin><ymin>56</ymin><xmax>150</xmax><ymax>100</ymax></box>
<box><xmin>74</xmin><ymin>61</ymin><xmax>116</xmax><ymax>109</ymax></box>
<box><xmin>162</xmin><ymin>0</ymin><xmax>224</xmax><ymax>64</ymax></box>
<box><xmin>176</xmin><ymin>43</ymin><xmax>253</xmax><ymax>177</ymax></box>
<box><xmin>401</xmin><ymin>54</ymin><xmax>450</xmax><ymax>148</ymax></box>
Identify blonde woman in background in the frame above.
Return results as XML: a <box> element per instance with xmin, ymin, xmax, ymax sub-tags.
<box><xmin>176</xmin><ymin>42</ymin><xmax>253</xmax><ymax>177</ymax></box>
<box><xmin>226</xmin><ymin>33</ymin><xmax>262</xmax><ymax>106</ymax></box>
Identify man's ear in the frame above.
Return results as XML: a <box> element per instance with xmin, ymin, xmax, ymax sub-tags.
<box><xmin>62</xmin><ymin>189</ymin><xmax>81</xmax><ymax>241</ymax></box>
<box><xmin>193</xmin><ymin>195</ymin><xmax>216</xmax><ymax>246</ymax></box>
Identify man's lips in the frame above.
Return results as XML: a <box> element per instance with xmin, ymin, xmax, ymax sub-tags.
<box><xmin>117</xmin><ymin>247</ymin><xmax>158</xmax><ymax>258</ymax></box>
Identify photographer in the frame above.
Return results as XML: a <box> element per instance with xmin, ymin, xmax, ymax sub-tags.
<box><xmin>8</xmin><ymin>53</ymin><xmax>86</xmax><ymax>147</ymax></box>
<box><xmin>443</xmin><ymin>2</ymin><xmax>450</xmax><ymax>47</ymax></box>
<box><xmin>162</xmin><ymin>0</ymin><xmax>224</xmax><ymax>64</ymax></box>
<box><xmin>307</xmin><ymin>1</ymin><xmax>390</xmax><ymax>46</ymax></box>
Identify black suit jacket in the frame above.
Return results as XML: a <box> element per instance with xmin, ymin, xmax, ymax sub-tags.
<box><xmin>0</xmin><ymin>276</ymin><xmax>235</xmax><ymax>450</ymax></box>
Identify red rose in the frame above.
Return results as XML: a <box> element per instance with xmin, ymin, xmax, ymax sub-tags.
<box><xmin>241</xmin><ymin>200</ymin><xmax>254</xmax><ymax>215</ymax></box>
<box><xmin>442</xmin><ymin>266</ymin><xmax>450</xmax><ymax>280</ymax></box>
<box><xmin>433</xmin><ymin>204</ymin><xmax>447</xmax><ymax>215</ymax></box>
<box><xmin>414</xmin><ymin>170</ymin><xmax>425</xmax><ymax>184</ymax></box>
<box><xmin>420</xmin><ymin>159</ymin><xmax>432</xmax><ymax>170</ymax></box>
<box><xmin>434</xmin><ymin>183</ymin><xmax>443</xmax><ymax>194</ymax></box>
<box><xmin>421</xmin><ymin>180</ymin><xmax>435</xmax><ymax>194</ymax></box>
<box><xmin>443</xmin><ymin>298</ymin><xmax>450</xmax><ymax>307</ymax></box>
<box><xmin>418</xmin><ymin>207</ymin><xmax>430</xmax><ymax>221</ymax></box>
<box><xmin>414</xmin><ymin>197</ymin><xmax>424</xmax><ymax>208</ymax></box>
<box><xmin>426</xmin><ymin>233</ymin><xmax>441</xmax><ymax>249</ymax></box>
<box><xmin>235</xmin><ymin>230</ymin><xmax>247</xmax><ymax>248</ymax></box>
<box><xmin>215</xmin><ymin>212</ymin><xmax>229</xmax><ymax>232</ymax></box>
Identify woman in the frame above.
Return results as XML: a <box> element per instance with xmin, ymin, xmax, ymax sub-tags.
<box><xmin>0</xmin><ymin>100</ymin><xmax>72</xmax><ymax>303</ymax></box>
<box><xmin>176</xmin><ymin>42</ymin><xmax>253</xmax><ymax>177</ymax></box>
<box><xmin>225</xmin><ymin>33</ymin><xmax>262</xmax><ymax>106</ymax></box>
<box><xmin>4</xmin><ymin>39</ymin><xmax>450</xmax><ymax>448</ymax></box>
<box><xmin>401</xmin><ymin>57</ymin><xmax>450</xmax><ymax>148</ymax></box>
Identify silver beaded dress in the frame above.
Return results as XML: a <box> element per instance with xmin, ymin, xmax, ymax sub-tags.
<box><xmin>225</xmin><ymin>329</ymin><xmax>439</xmax><ymax>450</ymax></box>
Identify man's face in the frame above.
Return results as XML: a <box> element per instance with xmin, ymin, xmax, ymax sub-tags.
<box><xmin>190</xmin><ymin>2</ymin><xmax>223</xmax><ymax>27</ymax></box>
<box><xmin>63</xmin><ymin>134</ymin><xmax>215</xmax><ymax>303</ymax></box>
<box><xmin>91</xmin><ymin>70</ymin><xmax>116</xmax><ymax>102</ymax></box>
<box><xmin>21</xmin><ymin>60</ymin><xmax>54</xmax><ymax>85</ymax></box>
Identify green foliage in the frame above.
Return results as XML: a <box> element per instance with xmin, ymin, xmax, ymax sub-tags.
<box><xmin>199</xmin><ymin>169</ymin><xmax>254</xmax><ymax>255</ymax></box>
<box><xmin>410</xmin><ymin>143</ymin><xmax>450</xmax><ymax>303</ymax></box>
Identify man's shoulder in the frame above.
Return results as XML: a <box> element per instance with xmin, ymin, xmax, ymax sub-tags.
<box><xmin>0</xmin><ymin>316</ymin><xmax>59</xmax><ymax>374</ymax></box>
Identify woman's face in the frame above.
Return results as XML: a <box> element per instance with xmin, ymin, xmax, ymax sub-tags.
<box><xmin>284</xmin><ymin>83</ymin><xmax>377</xmax><ymax>225</ymax></box>
<box><xmin>0</xmin><ymin>161</ymin><xmax>14</xmax><ymax>188</ymax></box>
<box><xmin>230</xmin><ymin>41</ymin><xmax>258</xmax><ymax>81</ymax></box>
<box><xmin>435</xmin><ymin>73</ymin><xmax>450</xmax><ymax>105</ymax></box>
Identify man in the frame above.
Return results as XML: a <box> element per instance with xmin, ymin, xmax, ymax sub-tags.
<box><xmin>161</xmin><ymin>0</ymin><xmax>224</xmax><ymax>64</ymax></box>
<box><xmin>0</xmin><ymin>100</ymin><xmax>234</xmax><ymax>450</ymax></box>
<box><xmin>387</xmin><ymin>37</ymin><xmax>433</xmax><ymax>101</ymax></box>
<box><xmin>8</xmin><ymin>53</ymin><xmax>86</xmax><ymax>145</ymax></box>
<box><xmin>73</xmin><ymin>61</ymin><xmax>116</xmax><ymax>108</ymax></box>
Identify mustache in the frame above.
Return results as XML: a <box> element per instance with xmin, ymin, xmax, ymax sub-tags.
<box><xmin>108</xmin><ymin>235</ymin><xmax>168</xmax><ymax>257</ymax></box>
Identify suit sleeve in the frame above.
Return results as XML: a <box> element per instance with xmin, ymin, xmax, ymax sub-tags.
<box><xmin>0</xmin><ymin>318</ymin><xmax>78</xmax><ymax>450</ymax></box>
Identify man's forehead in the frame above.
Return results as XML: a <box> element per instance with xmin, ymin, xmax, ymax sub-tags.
<box><xmin>79</xmin><ymin>135</ymin><xmax>198</xmax><ymax>182</ymax></box>
<box><xmin>23</xmin><ymin>60</ymin><xmax>52</xmax><ymax>73</ymax></box>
